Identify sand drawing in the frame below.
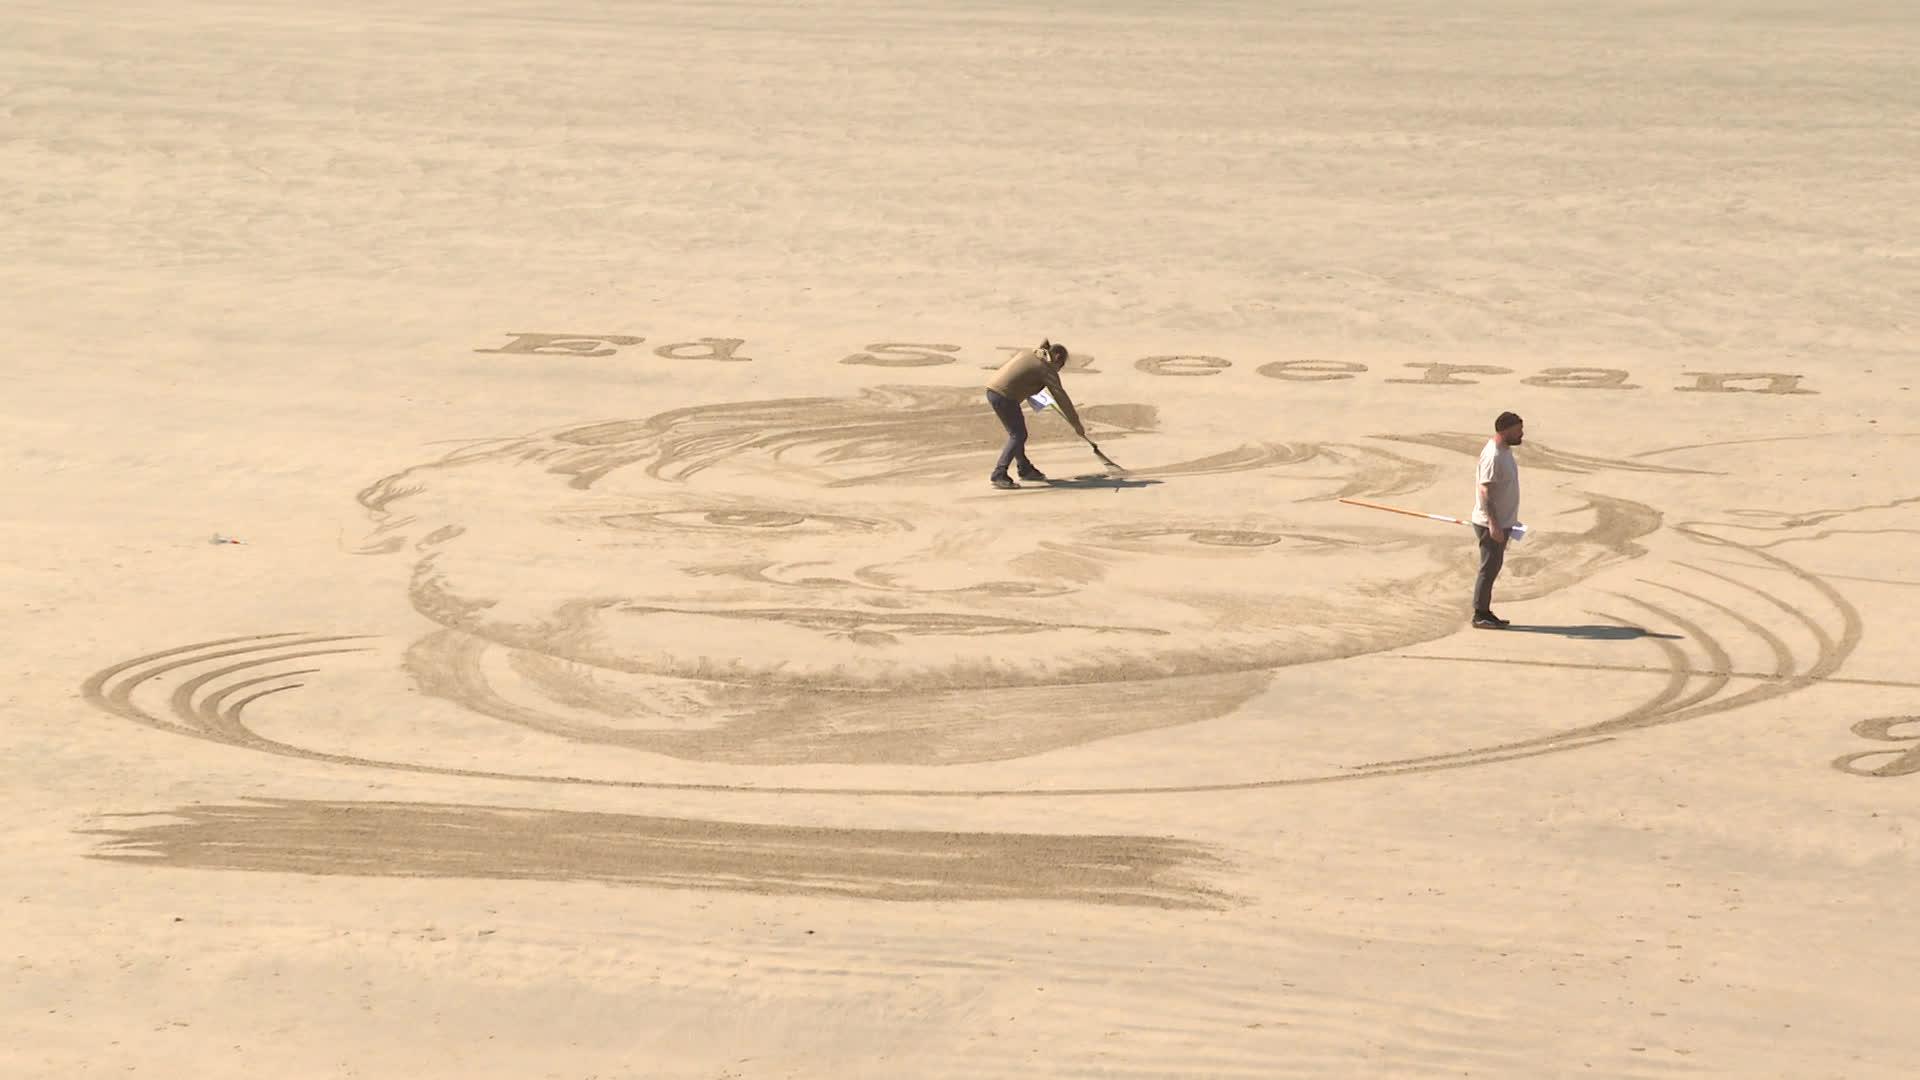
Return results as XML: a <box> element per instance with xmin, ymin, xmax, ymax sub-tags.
<box><xmin>86</xmin><ymin>388</ymin><xmax>1914</xmax><ymax>799</ymax></box>
<box><xmin>81</xmin><ymin>540</ymin><xmax>1886</xmax><ymax>798</ymax></box>
<box><xmin>74</xmin><ymin>395</ymin><xmax>1916</xmax><ymax>906</ymax></box>
<box><xmin>344</xmin><ymin>385</ymin><xmax>1675</xmax><ymax>767</ymax></box>
<box><xmin>19</xmin><ymin>6</ymin><xmax>1920</xmax><ymax>1073</ymax></box>
<box><xmin>1833</xmin><ymin>717</ymin><xmax>1920</xmax><ymax>778</ymax></box>
<box><xmin>84</xmin><ymin>798</ymin><xmax>1230</xmax><ymax>907</ymax></box>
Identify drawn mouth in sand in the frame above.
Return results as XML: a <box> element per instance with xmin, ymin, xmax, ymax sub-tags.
<box><xmin>613</xmin><ymin>602</ymin><xmax>1165</xmax><ymax>643</ymax></box>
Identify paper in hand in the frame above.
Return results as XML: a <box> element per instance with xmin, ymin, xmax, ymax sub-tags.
<box><xmin>1027</xmin><ymin>389</ymin><xmax>1055</xmax><ymax>412</ymax></box>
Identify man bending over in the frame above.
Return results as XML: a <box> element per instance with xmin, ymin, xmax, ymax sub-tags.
<box><xmin>983</xmin><ymin>339</ymin><xmax>1085</xmax><ymax>489</ymax></box>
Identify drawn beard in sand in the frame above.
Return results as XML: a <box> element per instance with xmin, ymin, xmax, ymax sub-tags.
<box><xmin>357</xmin><ymin>387</ymin><xmax>1663</xmax><ymax>766</ymax></box>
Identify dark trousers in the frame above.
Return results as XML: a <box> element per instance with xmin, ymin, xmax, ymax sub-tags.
<box><xmin>1472</xmin><ymin>524</ymin><xmax>1505</xmax><ymax>614</ymax></box>
<box><xmin>986</xmin><ymin>390</ymin><xmax>1034</xmax><ymax>478</ymax></box>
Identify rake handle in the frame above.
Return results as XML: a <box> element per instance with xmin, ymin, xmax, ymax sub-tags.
<box><xmin>1336</xmin><ymin>498</ymin><xmax>1467</xmax><ymax>525</ymax></box>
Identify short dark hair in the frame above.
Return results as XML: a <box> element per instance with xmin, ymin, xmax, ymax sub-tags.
<box><xmin>1046</xmin><ymin>342</ymin><xmax>1069</xmax><ymax>364</ymax></box>
<box><xmin>1494</xmin><ymin>411</ymin><xmax>1523</xmax><ymax>432</ymax></box>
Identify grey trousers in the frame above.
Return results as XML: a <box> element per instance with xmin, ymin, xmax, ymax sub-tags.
<box><xmin>1472</xmin><ymin>524</ymin><xmax>1505</xmax><ymax>614</ymax></box>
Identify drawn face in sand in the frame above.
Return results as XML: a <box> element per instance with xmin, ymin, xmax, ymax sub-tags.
<box><xmin>359</xmin><ymin>387</ymin><xmax>1661</xmax><ymax>764</ymax></box>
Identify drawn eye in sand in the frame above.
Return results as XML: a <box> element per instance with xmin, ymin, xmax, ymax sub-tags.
<box><xmin>598</xmin><ymin>507</ymin><xmax>894</xmax><ymax>536</ymax></box>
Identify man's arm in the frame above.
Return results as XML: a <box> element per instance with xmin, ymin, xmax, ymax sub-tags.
<box><xmin>1477</xmin><ymin>482</ymin><xmax>1507</xmax><ymax>543</ymax></box>
<box><xmin>1042</xmin><ymin>368</ymin><xmax>1086</xmax><ymax>436</ymax></box>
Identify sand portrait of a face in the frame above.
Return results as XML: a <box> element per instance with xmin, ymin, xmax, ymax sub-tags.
<box><xmin>355</xmin><ymin>386</ymin><xmax>1666</xmax><ymax>767</ymax></box>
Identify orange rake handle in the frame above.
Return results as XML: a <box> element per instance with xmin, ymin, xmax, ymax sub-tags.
<box><xmin>1339</xmin><ymin>498</ymin><xmax>1527</xmax><ymax>542</ymax></box>
<box><xmin>1336</xmin><ymin>498</ymin><xmax>1468</xmax><ymax>526</ymax></box>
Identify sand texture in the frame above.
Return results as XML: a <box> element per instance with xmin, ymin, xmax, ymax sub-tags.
<box><xmin>4</xmin><ymin>1</ymin><xmax>1919</xmax><ymax>1076</ymax></box>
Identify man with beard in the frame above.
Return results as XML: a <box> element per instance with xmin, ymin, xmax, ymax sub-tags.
<box><xmin>1471</xmin><ymin>411</ymin><xmax>1525</xmax><ymax>629</ymax></box>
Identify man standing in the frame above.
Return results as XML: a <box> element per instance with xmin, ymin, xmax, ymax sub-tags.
<box><xmin>983</xmin><ymin>338</ymin><xmax>1086</xmax><ymax>489</ymax></box>
<box><xmin>1470</xmin><ymin>411</ymin><xmax>1524</xmax><ymax>628</ymax></box>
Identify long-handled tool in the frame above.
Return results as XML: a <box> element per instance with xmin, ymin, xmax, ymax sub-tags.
<box><xmin>1030</xmin><ymin>390</ymin><xmax>1126</xmax><ymax>474</ymax></box>
<box><xmin>1083</xmin><ymin>435</ymin><xmax>1125</xmax><ymax>474</ymax></box>
<box><xmin>1338</xmin><ymin>498</ymin><xmax>1526</xmax><ymax>541</ymax></box>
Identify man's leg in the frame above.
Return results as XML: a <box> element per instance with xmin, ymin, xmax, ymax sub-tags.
<box><xmin>986</xmin><ymin>391</ymin><xmax>1028</xmax><ymax>481</ymax></box>
<box><xmin>1472</xmin><ymin>524</ymin><xmax>1505</xmax><ymax>620</ymax></box>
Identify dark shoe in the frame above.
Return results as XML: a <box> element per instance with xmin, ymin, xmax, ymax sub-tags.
<box><xmin>1472</xmin><ymin>611</ymin><xmax>1508</xmax><ymax>629</ymax></box>
<box><xmin>1484</xmin><ymin>611</ymin><xmax>1510</xmax><ymax>627</ymax></box>
<box><xmin>1017</xmin><ymin>467</ymin><xmax>1049</xmax><ymax>482</ymax></box>
<box><xmin>990</xmin><ymin>475</ymin><xmax>1020</xmax><ymax>490</ymax></box>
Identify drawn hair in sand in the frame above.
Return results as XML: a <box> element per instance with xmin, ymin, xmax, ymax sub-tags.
<box><xmin>356</xmin><ymin>385</ymin><xmax>1469</xmax><ymax>549</ymax></box>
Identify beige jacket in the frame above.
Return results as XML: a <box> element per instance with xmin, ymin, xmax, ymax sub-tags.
<box><xmin>985</xmin><ymin>349</ymin><xmax>1084</xmax><ymax>433</ymax></box>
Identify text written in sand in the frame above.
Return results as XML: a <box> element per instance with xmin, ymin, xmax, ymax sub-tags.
<box><xmin>477</xmin><ymin>333</ymin><xmax>1817</xmax><ymax>396</ymax></box>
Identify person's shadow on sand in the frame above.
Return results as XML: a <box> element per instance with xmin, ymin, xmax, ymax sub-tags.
<box><xmin>1499</xmin><ymin>624</ymin><xmax>1683</xmax><ymax>641</ymax></box>
<box><xmin>1048</xmin><ymin>475</ymin><xmax>1163</xmax><ymax>490</ymax></box>
<box><xmin>964</xmin><ymin>476</ymin><xmax>1163</xmax><ymax>499</ymax></box>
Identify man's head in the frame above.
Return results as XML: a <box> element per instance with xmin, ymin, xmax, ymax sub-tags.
<box><xmin>1495</xmin><ymin>411</ymin><xmax>1525</xmax><ymax>446</ymax></box>
<box><xmin>1040</xmin><ymin>339</ymin><xmax>1069</xmax><ymax>368</ymax></box>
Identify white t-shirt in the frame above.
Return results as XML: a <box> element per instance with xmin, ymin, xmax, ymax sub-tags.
<box><xmin>1471</xmin><ymin>439</ymin><xmax>1519</xmax><ymax>528</ymax></box>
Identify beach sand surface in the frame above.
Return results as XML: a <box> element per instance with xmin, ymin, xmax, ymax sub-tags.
<box><xmin>4</xmin><ymin>2</ymin><xmax>1918</xmax><ymax>1076</ymax></box>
